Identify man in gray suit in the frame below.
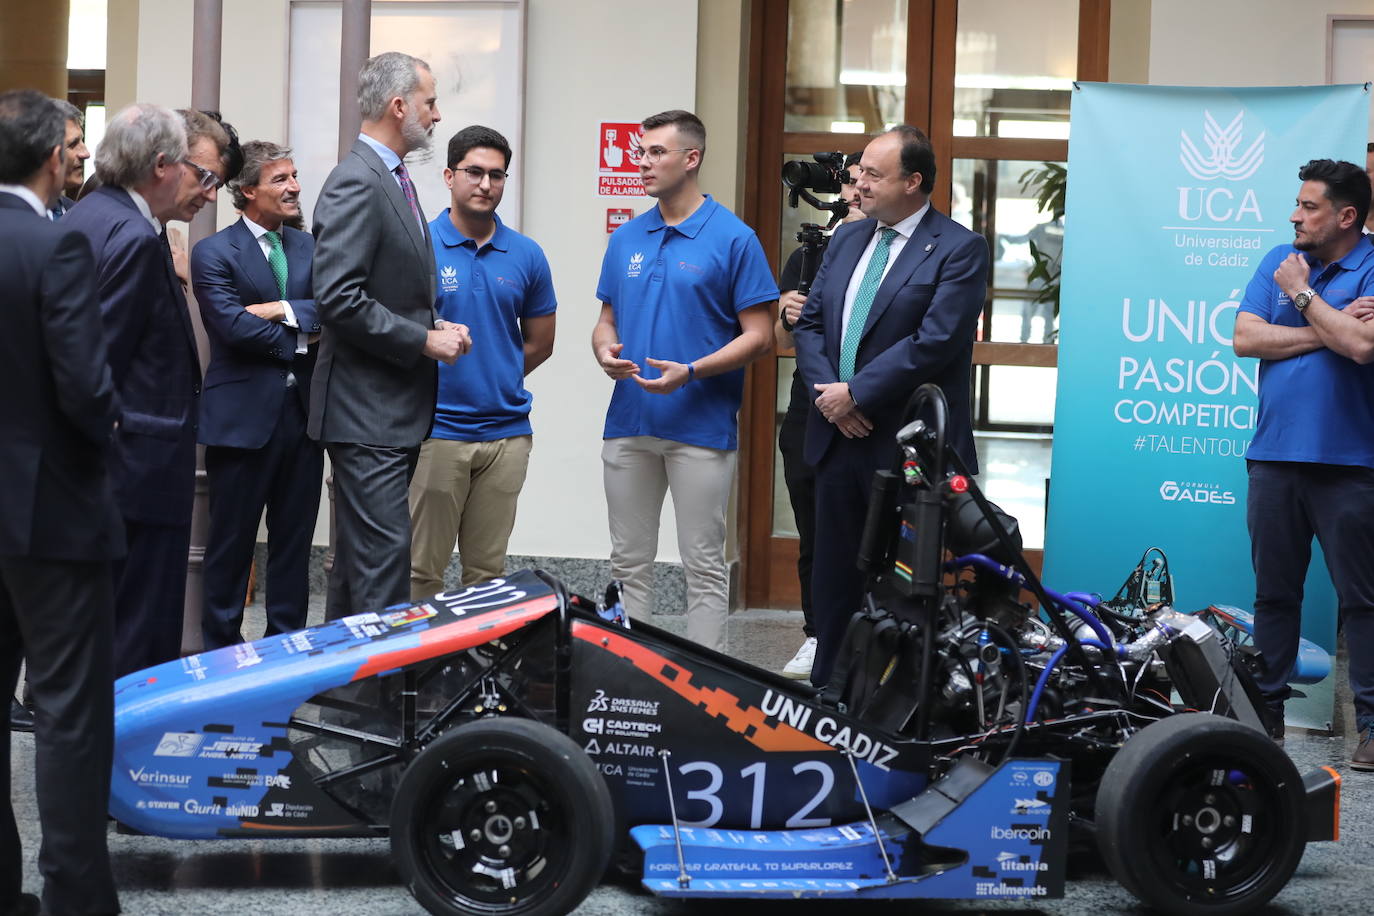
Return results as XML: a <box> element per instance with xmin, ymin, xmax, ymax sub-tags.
<box><xmin>311</xmin><ymin>51</ymin><xmax>470</xmax><ymax>619</ymax></box>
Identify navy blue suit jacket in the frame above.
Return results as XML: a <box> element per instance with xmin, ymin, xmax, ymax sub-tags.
<box><xmin>191</xmin><ymin>218</ymin><xmax>320</xmax><ymax>449</ymax></box>
<box><xmin>0</xmin><ymin>192</ymin><xmax>123</xmax><ymax>561</ymax></box>
<box><xmin>62</xmin><ymin>185</ymin><xmax>202</xmax><ymax>526</ymax></box>
<box><xmin>793</xmin><ymin>207</ymin><xmax>988</xmax><ymax>472</ymax></box>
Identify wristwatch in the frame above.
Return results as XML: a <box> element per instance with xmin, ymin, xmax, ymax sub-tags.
<box><xmin>1293</xmin><ymin>288</ymin><xmax>1316</xmax><ymax>312</ymax></box>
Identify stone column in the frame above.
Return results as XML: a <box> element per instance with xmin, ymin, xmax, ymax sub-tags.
<box><xmin>181</xmin><ymin>0</ymin><xmax>223</xmax><ymax>655</ymax></box>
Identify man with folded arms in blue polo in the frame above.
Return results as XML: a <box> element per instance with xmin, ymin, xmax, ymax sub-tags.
<box><xmin>1233</xmin><ymin>157</ymin><xmax>1374</xmax><ymax>768</ymax></box>
<box><xmin>408</xmin><ymin>126</ymin><xmax>556</xmax><ymax>597</ymax></box>
<box><xmin>591</xmin><ymin>109</ymin><xmax>777</xmax><ymax>651</ymax></box>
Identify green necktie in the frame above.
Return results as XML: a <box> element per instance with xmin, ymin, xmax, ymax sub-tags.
<box><xmin>264</xmin><ymin>230</ymin><xmax>288</xmax><ymax>298</ymax></box>
<box><xmin>838</xmin><ymin>227</ymin><xmax>898</xmax><ymax>381</ymax></box>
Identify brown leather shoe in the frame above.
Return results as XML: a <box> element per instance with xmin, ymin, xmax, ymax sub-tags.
<box><xmin>1354</xmin><ymin>726</ymin><xmax>1374</xmax><ymax>772</ymax></box>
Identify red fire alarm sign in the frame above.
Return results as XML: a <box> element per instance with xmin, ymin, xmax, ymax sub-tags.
<box><xmin>598</xmin><ymin>122</ymin><xmax>646</xmax><ymax>196</ymax></box>
<box><xmin>606</xmin><ymin>208</ymin><xmax>633</xmax><ymax>234</ymax></box>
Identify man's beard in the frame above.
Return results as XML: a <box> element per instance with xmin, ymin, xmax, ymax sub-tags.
<box><xmin>401</xmin><ymin>107</ymin><xmax>432</xmax><ymax>153</ymax></box>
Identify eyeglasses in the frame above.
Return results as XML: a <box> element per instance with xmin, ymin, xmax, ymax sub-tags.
<box><xmin>633</xmin><ymin>146</ymin><xmax>697</xmax><ymax>165</ymax></box>
<box><xmin>182</xmin><ymin>158</ymin><xmax>224</xmax><ymax>192</ymax></box>
<box><xmin>456</xmin><ymin>166</ymin><xmax>508</xmax><ymax>184</ymax></box>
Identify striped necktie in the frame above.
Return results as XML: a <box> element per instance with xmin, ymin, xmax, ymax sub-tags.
<box><xmin>839</xmin><ymin>227</ymin><xmax>898</xmax><ymax>381</ymax></box>
<box><xmin>394</xmin><ymin>163</ymin><xmax>425</xmax><ymax>230</ymax></box>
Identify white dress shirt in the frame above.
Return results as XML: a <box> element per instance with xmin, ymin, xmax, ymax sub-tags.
<box><xmin>241</xmin><ymin>215</ymin><xmax>307</xmax><ymax>354</ymax></box>
<box><xmin>840</xmin><ymin>202</ymin><xmax>931</xmax><ymax>332</ymax></box>
<box><xmin>125</xmin><ymin>187</ymin><xmax>163</xmax><ymax>232</ymax></box>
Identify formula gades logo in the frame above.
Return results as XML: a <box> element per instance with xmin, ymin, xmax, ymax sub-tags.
<box><xmin>1159</xmin><ymin>480</ymin><xmax>1237</xmax><ymax>505</ymax></box>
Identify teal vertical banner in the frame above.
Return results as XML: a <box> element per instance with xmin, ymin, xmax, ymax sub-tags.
<box><xmin>1045</xmin><ymin>82</ymin><xmax>1370</xmax><ymax>730</ymax></box>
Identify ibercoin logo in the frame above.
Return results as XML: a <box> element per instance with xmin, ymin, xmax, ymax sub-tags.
<box><xmin>1180</xmin><ymin>111</ymin><xmax>1264</xmax><ymax>182</ymax></box>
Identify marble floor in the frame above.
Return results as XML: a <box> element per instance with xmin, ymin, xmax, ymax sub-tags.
<box><xmin>8</xmin><ymin>602</ymin><xmax>1372</xmax><ymax>915</ymax></box>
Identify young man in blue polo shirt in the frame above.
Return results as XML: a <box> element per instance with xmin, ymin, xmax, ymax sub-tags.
<box><xmin>408</xmin><ymin>125</ymin><xmax>556</xmax><ymax>596</ymax></box>
<box><xmin>1233</xmin><ymin>158</ymin><xmax>1374</xmax><ymax>768</ymax></box>
<box><xmin>592</xmin><ymin>109</ymin><xmax>777</xmax><ymax>651</ymax></box>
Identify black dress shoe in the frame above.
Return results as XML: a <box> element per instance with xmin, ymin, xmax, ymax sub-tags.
<box><xmin>3</xmin><ymin>892</ymin><xmax>40</xmax><ymax>916</ymax></box>
<box><xmin>9</xmin><ymin>698</ymin><xmax>34</xmax><ymax>732</ymax></box>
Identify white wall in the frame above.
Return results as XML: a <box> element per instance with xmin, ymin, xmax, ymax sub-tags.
<box><xmin>515</xmin><ymin>0</ymin><xmax>700</xmax><ymax>560</ymax></box>
<box><xmin>1149</xmin><ymin>0</ymin><xmax>1374</xmax><ymax>86</ymax></box>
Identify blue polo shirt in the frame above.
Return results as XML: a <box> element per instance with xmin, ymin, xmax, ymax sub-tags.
<box><xmin>430</xmin><ymin>210</ymin><xmax>557</xmax><ymax>442</ymax></box>
<box><xmin>1240</xmin><ymin>236</ymin><xmax>1374</xmax><ymax>467</ymax></box>
<box><xmin>596</xmin><ymin>195</ymin><xmax>778</xmax><ymax>450</ymax></box>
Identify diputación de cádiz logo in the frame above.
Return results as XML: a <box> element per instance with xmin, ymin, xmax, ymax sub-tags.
<box><xmin>1180</xmin><ymin>111</ymin><xmax>1265</xmax><ymax>182</ymax></box>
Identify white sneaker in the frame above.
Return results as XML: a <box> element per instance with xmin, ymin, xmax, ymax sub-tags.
<box><xmin>782</xmin><ymin>637</ymin><xmax>817</xmax><ymax>680</ymax></box>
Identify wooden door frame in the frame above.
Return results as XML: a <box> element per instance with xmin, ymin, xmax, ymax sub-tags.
<box><xmin>740</xmin><ymin>0</ymin><xmax>1110</xmax><ymax>609</ymax></box>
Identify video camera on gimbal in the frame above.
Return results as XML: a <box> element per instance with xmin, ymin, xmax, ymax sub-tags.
<box><xmin>781</xmin><ymin>151</ymin><xmax>856</xmax><ymax>295</ymax></box>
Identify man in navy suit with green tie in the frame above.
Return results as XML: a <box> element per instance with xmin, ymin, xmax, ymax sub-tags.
<box><xmin>793</xmin><ymin>125</ymin><xmax>988</xmax><ymax>687</ymax></box>
<box><xmin>191</xmin><ymin>141</ymin><xmax>323</xmax><ymax>648</ymax></box>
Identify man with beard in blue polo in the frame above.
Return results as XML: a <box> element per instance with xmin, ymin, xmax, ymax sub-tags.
<box><xmin>408</xmin><ymin>125</ymin><xmax>556</xmax><ymax>597</ymax></box>
<box><xmin>592</xmin><ymin>109</ymin><xmax>776</xmax><ymax>652</ymax></box>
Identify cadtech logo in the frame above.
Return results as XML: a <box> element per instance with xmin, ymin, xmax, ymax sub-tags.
<box><xmin>627</xmin><ymin>251</ymin><xmax>644</xmax><ymax>277</ymax></box>
<box><xmin>1180</xmin><ymin>111</ymin><xmax>1264</xmax><ymax>182</ymax></box>
<box><xmin>1160</xmin><ymin>480</ymin><xmax>1236</xmax><ymax>505</ymax></box>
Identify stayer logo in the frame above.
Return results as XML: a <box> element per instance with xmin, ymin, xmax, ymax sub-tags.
<box><xmin>1160</xmin><ymin>480</ymin><xmax>1237</xmax><ymax>505</ymax></box>
<box><xmin>1180</xmin><ymin>111</ymin><xmax>1264</xmax><ymax>182</ymax></box>
<box><xmin>627</xmin><ymin>251</ymin><xmax>644</xmax><ymax>278</ymax></box>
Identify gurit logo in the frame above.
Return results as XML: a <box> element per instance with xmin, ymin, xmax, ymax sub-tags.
<box><xmin>1180</xmin><ymin>111</ymin><xmax>1264</xmax><ymax>182</ymax></box>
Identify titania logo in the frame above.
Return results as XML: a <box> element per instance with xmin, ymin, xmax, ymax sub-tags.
<box><xmin>627</xmin><ymin>251</ymin><xmax>644</xmax><ymax>278</ymax></box>
<box><xmin>1180</xmin><ymin>111</ymin><xmax>1264</xmax><ymax>182</ymax></box>
<box><xmin>439</xmin><ymin>265</ymin><xmax>459</xmax><ymax>290</ymax></box>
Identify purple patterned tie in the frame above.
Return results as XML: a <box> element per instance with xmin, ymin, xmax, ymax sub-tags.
<box><xmin>394</xmin><ymin>163</ymin><xmax>425</xmax><ymax>230</ymax></box>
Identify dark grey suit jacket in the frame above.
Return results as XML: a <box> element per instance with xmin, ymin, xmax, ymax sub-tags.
<box><xmin>308</xmin><ymin>137</ymin><xmax>438</xmax><ymax>447</ymax></box>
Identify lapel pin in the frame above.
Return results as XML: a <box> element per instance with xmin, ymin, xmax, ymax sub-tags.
<box><xmin>924</xmin><ymin>243</ymin><xmax>933</xmax><ymax>252</ymax></box>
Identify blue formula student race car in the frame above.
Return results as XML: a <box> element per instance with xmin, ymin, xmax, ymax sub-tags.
<box><xmin>109</xmin><ymin>385</ymin><xmax>1340</xmax><ymax>916</ymax></box>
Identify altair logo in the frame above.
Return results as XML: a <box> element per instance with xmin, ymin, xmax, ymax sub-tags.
<box><xmin>1180</xmin><ymin>111</ymin><xmax>1264</xmax><ymax>182</ymax></box>
<box><xmin>627</xmin><ymin>251</ymin><xmax>644</xmax><ymax>278</ymax></box>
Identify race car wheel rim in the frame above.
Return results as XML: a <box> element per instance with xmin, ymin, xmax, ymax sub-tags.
<box><xmin>1147</xmin><ymin>755</ymin><xmax>1284</xmax><ymax>902</ymax></box>
<box><xmin>418</xmin><ymin>761</ymin><xmax>567</xmax><ymax>912</ymax></box>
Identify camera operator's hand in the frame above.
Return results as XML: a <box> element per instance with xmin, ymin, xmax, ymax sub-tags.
<box><xmin>779</xmin><ymin>290</ymin><xmax>806</xmax><ymax>327</ymax></box>
<box><xmin>633</xmin><ymin>357</ymin><xmax>690</xmax><ymax>394</ymax></box>
<box><xmin>814</xmin><ymin>381</ymin><xmax>859</xmax><ymax>422</ymax></box>
<box><xmin>598</xmin><ymin>342</ymin><xmax>640</xmax><ymax>380</ymax></box>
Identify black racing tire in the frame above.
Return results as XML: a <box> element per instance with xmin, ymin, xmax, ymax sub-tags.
<box><xmin>1096</xmin><ymin>713</ymin><xmax>1306</xmax><ymax>916</ymax></box>
<box><xmin>390</xmin><ymin>717</ymin><xmax>614</xmax><ymax>916</ymax></box>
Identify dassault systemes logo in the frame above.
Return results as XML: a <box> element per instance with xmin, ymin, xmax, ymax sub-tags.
<box><xmin>1180</xmin><ymin>111</ymin><xmax>1265</xmax><ymax>182</ymax></box>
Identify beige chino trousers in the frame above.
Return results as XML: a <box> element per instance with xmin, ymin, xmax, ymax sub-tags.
<box><xmin>602</xmin><ymin>435</ymin><xmax>736</xmax><ymax>652</ymax></box>
<box><xmin>408</xmin><ymin>435</ymin><xmax>533</xmax><ymax>598</ymax></box>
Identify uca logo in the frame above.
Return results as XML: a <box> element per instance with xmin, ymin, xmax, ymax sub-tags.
<box><xmin>627</xmin><ymin>251</ymin><xmax>644</xmax><ymax>278</ymax></box>
<box><xmin>439</xmin><ymin>265</ymin><xmax>459</xmax><ymax>290</ymax></box>
<box><xmin>1180</xmin><ymin>111</ymin><xmax>1264</xmax><ymax>182</ymax></box>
